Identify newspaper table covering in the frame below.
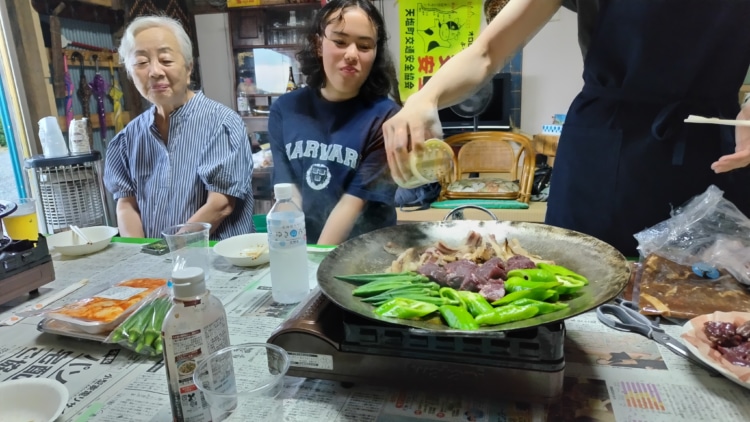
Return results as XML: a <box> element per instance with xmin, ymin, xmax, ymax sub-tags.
<box><xmin>1</xmin><ymin>242</ymin><xmax>750</xmax><ymax>421</ymax></box>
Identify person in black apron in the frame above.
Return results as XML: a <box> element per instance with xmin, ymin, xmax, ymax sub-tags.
<box><xmin>383</xmin><ymin>0</ymin><xmax>750</xmax><ymax>257</ymax></box>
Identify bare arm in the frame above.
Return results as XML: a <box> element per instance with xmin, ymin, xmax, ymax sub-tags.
<box><xmin>116</xmin><ymin>197</ymin><xmax>145</xmax><ymax>238</ymax></box>
<box><xmin>712</xmin><ymin>102</ymin><xmax>750</xmax><ymax>172</ymax></box>
<box><xmin>383</xmin><ymin>0</ymin><xmax>562</xmax><ymax>183</ymax></box>
<box><xmin>317</xmin><ymin>194</ymin><xmax>366</xmax><ymax>245</ymax></box>
<box><xmin>186</xmin><ymin>192</ymin><xmax>236</xmax><ymax>234</ymax></box>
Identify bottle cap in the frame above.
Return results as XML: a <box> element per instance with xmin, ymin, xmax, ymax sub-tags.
<box><xmin>274</xmin><ymin>183</ymin><xmax>293</xmax><ymax>200</ymax></box>
<box><xmin>171</xmin><ymin>267</ymin><xmax>206</xmax><ymax>298</ymax></box>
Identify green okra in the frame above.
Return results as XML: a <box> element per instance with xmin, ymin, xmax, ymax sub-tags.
<box><xmin>335</xmin><ymin>272</ymin><xmax>425</xmax><ymax>283</ymax></box>
<box><xmin>352</xmin><ymin>278</ymin><xmax>433</xmax><ymax>297</ymax></box>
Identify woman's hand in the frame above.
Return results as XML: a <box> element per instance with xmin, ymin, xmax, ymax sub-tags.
<box><xmin>383</xmin><ymin>92</ymin><xmax>444</xmax><ymax>185</ymax></box>
<box><xmin>712</xmin><ymin>106</ymin><xmax>750</xmax><ymax>173</ymax></box>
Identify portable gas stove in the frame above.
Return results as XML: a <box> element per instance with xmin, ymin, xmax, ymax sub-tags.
<box><xmin>0</xmin><ymin>234</ymin><xmax>56</xmax><ymax>306</ymax></box>
<box><xmin>269</xmin><ymin>290</ymin><xmax>565</xmax><ymax>403</ymax></box>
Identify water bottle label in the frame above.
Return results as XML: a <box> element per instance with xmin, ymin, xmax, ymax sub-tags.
<box><xmin>269</xmin><ymin>219</ymin><xmax>306</xmax><ymax>249</ymax></box>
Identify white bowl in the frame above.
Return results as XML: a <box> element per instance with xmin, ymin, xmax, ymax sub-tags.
<box><xmin>0</xmin><ymin>377</ymin><xmax>68</xmax><ymax>422</ymax></box>
<box><xmin>214</xmin><ymin>233</ymin><xmax>270</xmax><ymax>267</ymax></box>
<box><xmin>47</xmin><ymin>226</ymin><xmax>119</xmax><ymax>256</ymax></box>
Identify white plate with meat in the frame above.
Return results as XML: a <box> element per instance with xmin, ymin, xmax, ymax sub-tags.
<box><xmin>681</xmin><ymin>311</ymin><xmax>750</xmax><ymax>389</ymax></box>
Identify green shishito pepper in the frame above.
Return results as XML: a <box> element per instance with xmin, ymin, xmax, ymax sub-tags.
<box><xmin>457</xmin><ymin>291</ymin><xmax>494</xmax><ymax>317</ymax></box>
<box><xmin>506</xmin><ymin>268</ymin><xmax>557</xmax><ymax>283</ymax></box>
<box><xmin>506</xmin><ymin>298</ymin><xmax>568</xmax><ymax>315</ymax></box>
<box><xmin>537</xmin><ymin>263</ymin><xmax>589</xmax><ymax>295</ymax></box>
<box><xmin>374</xmin><ymin>298</ymin><xmax>439</xmax><ymax>319</ymax></box>
<box><xmin>438</xmin><ymin>305</ymin><xmax>479</xmax><ymax>330</ymax></box>
<box><xmin>475</xmin><ymin>304</ymin><xmax>540</xmax><ymax>326</ymax></box>
<box><xmin>504</xmin><ymin>277</ymin><xmax>562</xmax><ymax>294</ymax></box>
<box><xmin>491</xmin><ymin>287</ymin><xmax>550</xmax><ymax>306</ymax></box>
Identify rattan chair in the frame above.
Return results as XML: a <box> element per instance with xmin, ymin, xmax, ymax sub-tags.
<box><xmin>441</xmin><ymin>131</ymin><xmax>536</xmax><ymax>203</ymax></box>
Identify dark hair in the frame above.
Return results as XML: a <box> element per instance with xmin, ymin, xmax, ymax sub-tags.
<box><xmin>296</xmin><ymin>0</ymin><xmax>402</xmax><ymax>105</ymax></box>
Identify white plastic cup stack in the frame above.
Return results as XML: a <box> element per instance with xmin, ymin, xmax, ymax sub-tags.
<box><xmin>38</xmin><ymin>116</ymin><xmax>69</xmax><ymax>158</ymax></box>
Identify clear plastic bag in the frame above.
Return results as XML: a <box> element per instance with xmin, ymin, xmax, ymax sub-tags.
<box><xmin>634</xmin><ymin>185</ymin><xmax>750</xmax><ymax>285</ymax></box>
<box><xmin>104</xmin><ymin>286</ymin><xmax>173</xmax><ymax>358</ymax></box>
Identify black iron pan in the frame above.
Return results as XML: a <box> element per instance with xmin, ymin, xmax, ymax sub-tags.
<box><xmin>317</xmin><ymin>220</ymin><xmax>630</xmax><ymax>333</ymax></box>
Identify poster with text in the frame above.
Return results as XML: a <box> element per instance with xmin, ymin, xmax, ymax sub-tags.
<box><xmin>399</xmin><ymin>0</ymin><xmax>482</xmax><ymax>101</ymax></box>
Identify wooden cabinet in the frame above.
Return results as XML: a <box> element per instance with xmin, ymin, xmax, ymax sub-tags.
<box><xmin>232</xmin><ymin>10</ymin><xmax>265</xmax><ymax>47</ymax></box>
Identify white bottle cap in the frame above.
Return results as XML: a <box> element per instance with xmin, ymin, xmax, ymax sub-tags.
<box><xmin>274</xmin><ymin>183</ymin><xmax>293</xmax><ymax>200</ymax></box>
<box><xmin>171</xmin><ymin>267</ymin><xmax>206</xmax><ymax>298</ymax></box>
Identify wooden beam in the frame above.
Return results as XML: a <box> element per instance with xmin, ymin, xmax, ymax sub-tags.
<box><xmin>6</xmin><ymin>0</ymin><xmax>58</xmax><ymax>154</ymax></box>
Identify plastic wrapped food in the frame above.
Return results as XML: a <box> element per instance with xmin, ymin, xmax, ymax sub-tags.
<box><xmin>49</xmin><ymin>278</ymin><xmax>167</xmax><ymax>333</ymax></box>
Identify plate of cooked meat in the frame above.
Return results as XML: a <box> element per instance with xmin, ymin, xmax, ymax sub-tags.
<box><xmin>681</xmin><ymin>311</ymin><xmax>750</xmax><ymax>389</ymax></box>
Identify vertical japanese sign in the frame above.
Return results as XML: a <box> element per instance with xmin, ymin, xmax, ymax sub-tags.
<box><xmin>399</xmin><ymin>0</ymin><xmax>482</xmax><ymax>101</ymax></box>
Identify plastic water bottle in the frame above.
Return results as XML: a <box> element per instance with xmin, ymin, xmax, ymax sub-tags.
<box><xmin>267</xmin><ymin>183</ymin><xmax>309</xmax><ymax>304</ymax></box>
<box><xmin>161</xmin><ymin>267</ymin><xmax>231</xmax><ymax>422</ymax></box>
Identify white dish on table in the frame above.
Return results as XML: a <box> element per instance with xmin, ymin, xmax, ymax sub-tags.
<box><xmin>46</xmin><ymin>225</ymin><xmax>119</xmax><ymax>256</ymax></box>
<box><xmin>214</xmin><ymin>233</ymin><xmax>270</xmax><ymax>267</ymax></box>
<box><xmin>681</xmin><ymin>311</ymin><xmax>750</xmax><ymax>389</ymax></box>
<box><xmin>0</xmin><ymin>377</ymin><xmax>68</xmax><ymax>422</ymax></box>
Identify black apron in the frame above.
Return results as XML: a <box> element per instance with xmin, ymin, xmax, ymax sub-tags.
<box><xmin>546</xmin><ymin>0</ymin><xmax>750</xmax><ymax>256</ymax></box>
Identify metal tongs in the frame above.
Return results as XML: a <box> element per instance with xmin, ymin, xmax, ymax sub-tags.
<box><xmin>69</xmin><ymin>225</ymin><xmax>92</xmax><ymax>245</ymax></box>
<box><xmin>684</xmin><ymin>115</ymin><xmax>750</xmax><ymax>127</ymax></box>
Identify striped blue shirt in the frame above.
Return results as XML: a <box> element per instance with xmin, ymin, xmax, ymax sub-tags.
<box><xmin>104</xmin><ymin>92</ymin><xmax>254</xmax><ymax>240</ymax></box>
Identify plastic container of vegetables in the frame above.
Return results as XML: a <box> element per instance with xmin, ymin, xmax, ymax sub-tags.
<box><xmin>47</xmin><ymin>278</ymin><xmax>167</xmax><ymax>334</ymax></box>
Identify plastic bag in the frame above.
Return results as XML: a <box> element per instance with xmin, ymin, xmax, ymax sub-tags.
<box><xmin>105</xmin><ymin>286</ymin><xmax>173</xmax><ymax>358</ymax></box>
<box><xmin>634</xmin><ymin>185</ymin><xmax>750</xmax><ymax>285</ymax></box>
<box><xmin>17</xmin><ymin>278</ymin><xmax>167</xmax><ymax>334</ymax></box>
<box><xmin>395</xmin><ymin>183</ymin><xmax>441</xmax><ymax>211</ymax></box>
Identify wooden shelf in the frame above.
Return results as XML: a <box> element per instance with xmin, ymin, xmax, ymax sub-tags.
<box><xmin>229</xmin><ymin>3</ymin><xmax>320</xmax><ymax>11</ymax></box>
<box><xmin>236</xmin><ymin>43</ymin><xmax>301</xmax><ymax>50</ymax></box>
<box><xmin>48</xmin><ymin>48</ymin><xmax>119</xmax><ymax>66</ymax></box>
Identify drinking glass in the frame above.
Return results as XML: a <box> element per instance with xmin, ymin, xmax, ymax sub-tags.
<box><xmin>162</xmin><ymin>222</ymin><xmax>211</xmax><ymax>277</ymax></box>
<box><xmin>194</xmin><ymin>343</ymin><xmax>290</xmax><ymax>421</ymax></box>
<box><xmin>4</xmin><ymin>198</ymin><xmax>39</xmax><ymax>241</ymax></box>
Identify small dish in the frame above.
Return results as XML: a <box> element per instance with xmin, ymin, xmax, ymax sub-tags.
<box><xmin>47</xmin><ymin>226</ymin><xmax>118</xmax><ymax>256</ymax></box>
<box><xmin>681</xmin><ymin>311</ymin><xmax>750</xmax><ymax>389</ymax></box>
<box><xmin>0</xmin><ymin>377</ymin><xmax>68</xmax><ymax>422</ymax></box>
<box><xmin>214</xmin><ymin>233</ymin><xmax>270</xmax><ymax>267</ymax></box>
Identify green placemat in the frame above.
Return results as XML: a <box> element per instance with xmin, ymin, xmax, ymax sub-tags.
<box><xmin>431</xmin><ymin>199</ymin><xmax>530</xmax><ymax>209</ymax></box>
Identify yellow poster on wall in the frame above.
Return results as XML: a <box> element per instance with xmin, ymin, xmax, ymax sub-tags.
<box><xmin>398</xmin><ymin>0</ymin><xmax>482</xmax><ymax>101</ymax></box>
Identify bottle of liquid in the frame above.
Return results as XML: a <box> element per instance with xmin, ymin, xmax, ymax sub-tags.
<box><xmin>237</xmin><ymin>80</ymin><xmax>250</xmax><ymax>117</ymax></box>
<box><xmin>286</xmin><ymin>66</ymin><xmax>297</xmax><ymax>92</ymax></box>
<box><xmin>162</xmin><ymin>267</ymin><xmax>231</xmax><ymax>422</ymax></box>
<box><xmin>267</xmin><ymin>183</ymin><xmax>309</xmax><ymax>304</ymax></box>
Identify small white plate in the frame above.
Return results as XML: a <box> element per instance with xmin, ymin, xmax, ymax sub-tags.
<box><xmin>681</xmin><ymin>315</ymin><xmax>750</xmax><ymax>389</ymax></box>
<box><xmin>0</xmin><ymin>377</ymin><xmax>68</xmax><ymax>421</ymax></box>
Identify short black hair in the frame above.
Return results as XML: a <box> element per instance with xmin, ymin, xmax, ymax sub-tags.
<box><xmin>296</xmin><ymin>0</ymin><xmax>402</xmax><ymax>105</ymax></box>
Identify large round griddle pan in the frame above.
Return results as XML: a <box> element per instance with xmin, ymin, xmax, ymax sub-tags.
<box><xmin>317</xmin><ymin>220</ymin><xmax>630</xmax><ymax>333</ymax></box>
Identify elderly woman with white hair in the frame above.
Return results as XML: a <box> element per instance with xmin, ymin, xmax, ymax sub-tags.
<box><xmin>104</xmin><ymin>15</ymin><xmax>255</xmax><ymax>240</ymax></box>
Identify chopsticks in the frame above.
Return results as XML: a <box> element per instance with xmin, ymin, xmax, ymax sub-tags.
<box><xmin>70</xmin><ymin>225</ymin><xmax>93</xmax><ymax>245</ymax></box>
<box><xmin>684</xmin><ymin>115</ymin><xmax>750</xmax><ymax>127</ymax></box>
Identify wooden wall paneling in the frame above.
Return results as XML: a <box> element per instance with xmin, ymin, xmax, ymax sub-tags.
<box><xmin>6</xmin><ymin>0</ymin><xmax>58</xmax><ymax>154</ymax></box>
